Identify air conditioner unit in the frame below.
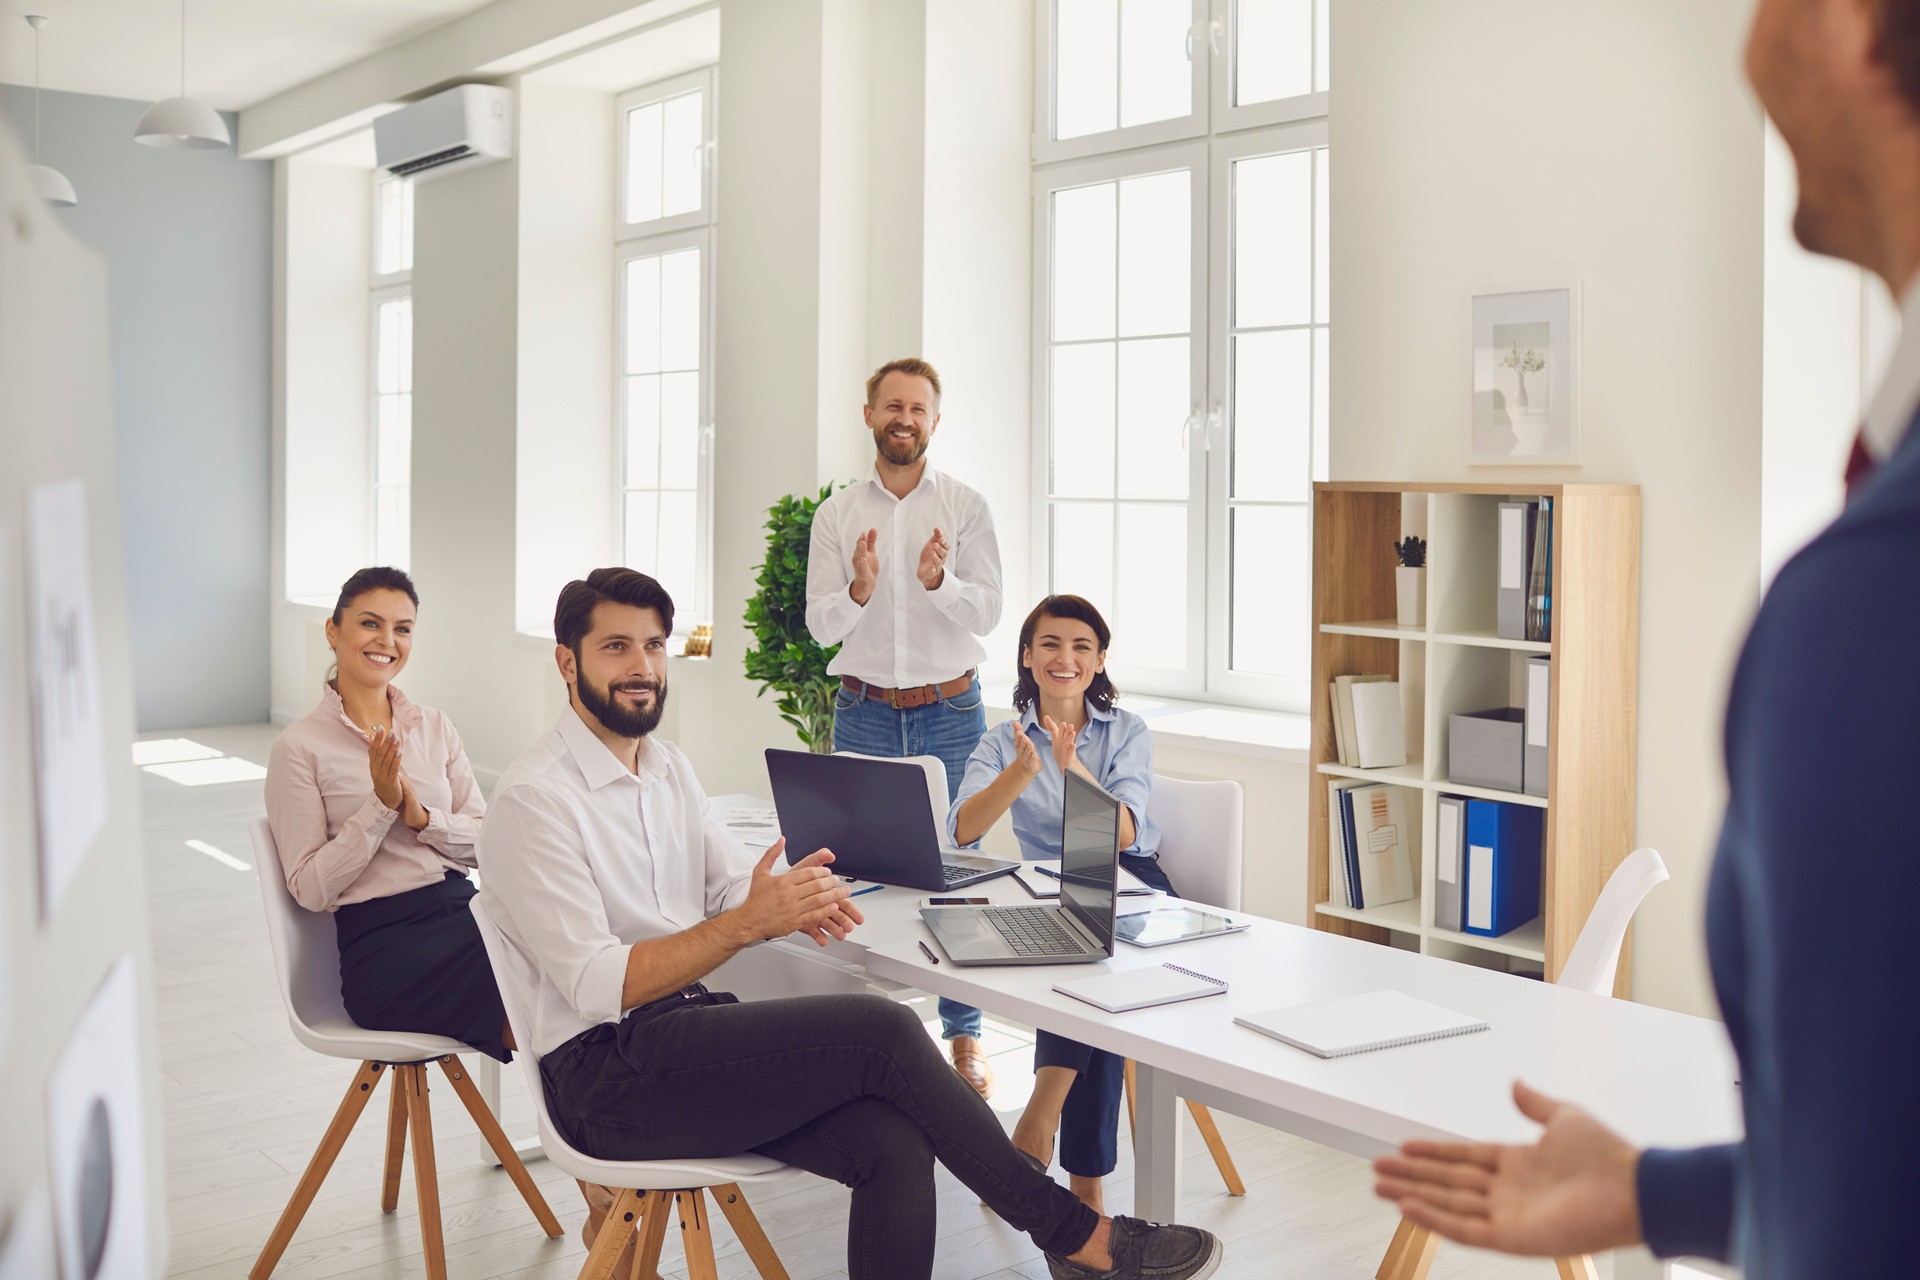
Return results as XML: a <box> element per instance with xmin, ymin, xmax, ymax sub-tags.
<box><xmin>374</xmin><ymin>84</ymin><xmax>512</xmax><ymax>182</ymax></box>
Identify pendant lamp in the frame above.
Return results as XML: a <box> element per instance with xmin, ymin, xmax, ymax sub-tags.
<box><xmin>24</xmin><ymin>15</ymin><xmax>78</xmax><ymax>207</ymax></box>
<box><xmin>134</xmin><ymin>0</ymin><xmax>230</xmax><ymax>149</ymax></box>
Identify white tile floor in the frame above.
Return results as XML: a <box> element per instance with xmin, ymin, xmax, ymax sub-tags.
<box><xmin>144</xmin><ymin>723</ymin><xmax>1577</xmax><ymax>1280</ymax></box>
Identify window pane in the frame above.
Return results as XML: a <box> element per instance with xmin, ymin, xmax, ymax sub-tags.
<box><xmin>662</xmin><ymin>91</ymin><xmax>703</xmax><ymax>218</ymax></box>
<box><xmin>1234</xmin><ymin>0</ymin><xmax>1312</xmax><ymax>106</ymax></box>
<box><xmin>625</xmin><ymin>375</ymin><xmax>661</xmax><ymax>489</ymax></box>
<box><xmin>1115</xmin><ymin>502</ymin><xmax>1186</xmax><ymax>668</ymax></box>
<box><xmin>1234</xmin><ymin>150</ymin><xmax>1313</xmax><ymax>328</ymax></box>
<box><xmin>376</xmin><ymin>395</ymin><xmax>411</xmax><ymax>487</ymax></box>
<box><xmin>1053</xmin><ymin>183</ymin><xmax>1117</xmax><ymax>341</ymax></box>
<box><xmin>1050</xmin><ymin>343</ymin><xmax>1116</xmax><ymax>499</ymax></box>
<box><xmin>659</xmin><ymin>248</ymin><xmax>701</xmax><ymax>372</ymax></box>
<box><xmin>1230</xmin><ymin>504</ymin><xmax>1310</xmax><ymax>677</ymax></box>
<box><xmin>375</xmin><ymin>178</ymin><xmax>414</xmax><ymax>276</ymax></box>
<box><xmin>625</xmin><ymin>102</ymin><xmax>664</xmax><ymax>224</ymax></box>
<box><xmin>657</xmin><ymin>490</ymin><xmax>698</xmax><ymax>612</ymax></box>
<box><xmin>1119</xmin><ymin>0</ymin><xmax>1191</xmax><ymax>128</ymax></box>
<box><xmin>1056</xmin><ymin>0</ymin><xmax>1119</xmax><ymax>140</ymax></box>
<box><xmin>1115</xmin><ymin>336</ymin><xmax>1189</xmax><ymax>500</ymax></box>
<box><xmin>1051</xmin><ymin>501</ymin><xmax>1115</xmax><ymax>606</ymax></box>
<box><xmin>660</xmin><ymin>371</ymin><xmax>700</xmax><ymax>489</ymax></box>
<box><xmin>1316</xmin><ymin>0</ymin><xmax>1330</xmax><ymax>91</ymax></box>
<box><xmin>1314</xmin><ymin>147</ymin><xmax>1330</xmax><ymax>324</ymax></box>
<box><xmin>1117</xmin><ymin>170</ymin><xmax>1190</xmax><ymax>338</ymax></box>
<box><xmin>1313</xmin><ymin>327</ymin><xmax>1330</xmax><ymax>482</ymax></box>
<box><xmin>625</xmin><ymin>256</ymin><xmax>662</xmax><ymax>375</ymax></box>
<box><xmin>376</xmin><ymin>486</ymin><xmax>410</xmax><ymax>571</ymax></box>
<box><xmin>624</xmin><ymin>491</ymin><xmax>660</xmax><ymax>579</ymax></box>
<box><xmin>1231</xmin><ymin>329</ymin><xmax>1311</xmax><ymax>502</ymax></box>
<box><xmin>376</xmin><ymin>299</ymin><xmax>410</xmax><ymax>396</ymax></box>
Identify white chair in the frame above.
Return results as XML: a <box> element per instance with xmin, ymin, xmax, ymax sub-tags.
<box><xmin>833</xmin><ymin>749</ymin><xmax>952</xmax><ymax>815</ymax></box>
<box><xmin>468</xmin><ymin>895</ymin><xmax>794</xmax><ymax>1280</ymax></box>
<box><xmin>1121</xmin><ymin>775</ymin><xmax>1249</xmax><ymax>1196</ymax></box>
<box><xmin>247</xmin><ymin>818</ymin><xmax>562</xmax><ymax>1280</ymax></box>
<box><xmin>1376</xmin><ymin>848</ymin><xmax>1670</xmax><ymax>1280</ymax></box>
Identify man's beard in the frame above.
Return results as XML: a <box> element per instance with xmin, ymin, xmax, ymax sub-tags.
<box><xmin>874</xmin><ymin>426</ymin><xmax>929</xmax><ymax>467</ymax></box>
<box><xmin>575</xmin><ymin>668</ymin><xmax>668</xmax><ymax>738</ymax></box>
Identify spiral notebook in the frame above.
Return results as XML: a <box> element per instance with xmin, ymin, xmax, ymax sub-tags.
<box><xmin>1234</xmin><ymin>990</ymin><xmax>1487</xmax><ymax>1058</ymax></box>
<box><xmin>1053</xmin><ymin>963</ymin><xmax>1229</xmax><ymax>1013</ymax></box>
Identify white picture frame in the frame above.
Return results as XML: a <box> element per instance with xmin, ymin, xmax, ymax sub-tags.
<box><xmin>1471</xmin><ymin>281</ymin><xmax>1581</xmax><ymax>465</ymax></box>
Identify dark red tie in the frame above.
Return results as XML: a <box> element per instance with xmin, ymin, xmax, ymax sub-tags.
<box><xmin>1845</xmin><ymin>429</ymin><xmax>1876</xmax><ymax>502</ymax></box>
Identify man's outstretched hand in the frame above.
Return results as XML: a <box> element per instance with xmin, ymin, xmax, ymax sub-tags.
<box><xmin>736</xmin><ymin>840</ymin><xmax>865</xmax><ymax>947</ymax></box>
<box><xmin>1372</xmin><ymin>1081</ymin><xmax>1644</xmax><ymax>1258</ymax></box>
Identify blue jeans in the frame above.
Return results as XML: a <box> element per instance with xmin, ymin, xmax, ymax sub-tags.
<box><xmin>833</xmin><ymin>673</ymin><xmax>986</xmax><ymax>1040</ymax></box>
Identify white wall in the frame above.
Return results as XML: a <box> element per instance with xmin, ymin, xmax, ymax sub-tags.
<box><xmin>1333</xmin><ymin>0</ymin><xmax>1765</xmax><ymax>1016</ymax></box>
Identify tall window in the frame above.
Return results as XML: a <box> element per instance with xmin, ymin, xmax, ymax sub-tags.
<box><xmin>371</xmin><ymin>174</ymin><xmax>414</xmax><ymax>569</ymax></box>
<box><xmin>1035</xmin><ymin>0</ymin><xmax>1329</xmax><ymax>709</ymax></box>
<box><xmin>617</xmin><ymin>68</ymin><xmax>715</xmax><ymax>626</ymax></box>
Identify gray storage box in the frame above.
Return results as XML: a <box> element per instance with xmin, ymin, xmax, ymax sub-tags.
<box><xmin>1449</xmin><ymin>707</ymin><xmax>1526</xmax><ymax>793</ymax></box>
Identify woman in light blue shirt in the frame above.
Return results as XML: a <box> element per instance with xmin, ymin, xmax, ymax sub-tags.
<box><xmin>948</xmin><ymin>594</ymin><xmax>1176</xmax><ymax>1213</ymax></box>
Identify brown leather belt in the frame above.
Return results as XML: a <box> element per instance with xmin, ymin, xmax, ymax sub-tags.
<box><xmin>841</xmin><ymin>669</ymin><xmax>976</xmax><ymax>710</ymax></box>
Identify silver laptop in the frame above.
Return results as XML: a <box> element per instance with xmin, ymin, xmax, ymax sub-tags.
<box><xmin>764</xmin><ymin>749</ymin><xmax>1018</xmax><ymax>891</ymax></box>
<box><xmin>920</xmin><ymin>771</ymin><xmax>1120</xmax><ymax>966</ymax></box>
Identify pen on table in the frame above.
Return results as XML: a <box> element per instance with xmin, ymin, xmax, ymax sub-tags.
<box><xmin>917</xmin><ymin>940</ymin><xmax>940</xmax><ymax>965</ymax></box>
<box><xmin>847</xmin><ymin>884</ymin><xmax>883</xmax><ymax>898</ymax></box>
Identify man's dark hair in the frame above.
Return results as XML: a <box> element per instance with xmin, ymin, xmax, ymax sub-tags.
<box><xmin>1877</xmin><ymin>0</ymin><xmax>1920</xmax><ymax>117</ymax></box>
<box><xmin>330</xmin><ymin>566</ymin><xmax>418</xmax><ymax>625</ymax></box>
<box><xmin>1012</xmin><ymin>594</ymin><xmax>1119</xmax><ymax>715</ymax></box>
<box><xmin>553</xmin><ymin>567</ymin><xmax>676</xmax><ymax>653</ymax></box>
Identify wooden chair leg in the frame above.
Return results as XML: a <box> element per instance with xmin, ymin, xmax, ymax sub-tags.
<box><xmin>631</xmin><ymin>1192</ymin><xmax>675</xmax><ymax>1280</ymax></box>
<box><xmin>401</xmin><ymin>1064</ymin><xmax>448</xmax><ymax>1280</ymax></box>
<box><xmin>1376</xmin><ymin>1217</ymin><xmax>1439</xmax><ymax>1280</ymax></box>
<box><xmin>710</xmin><ymin>1183</ymin><xmax>792</xmax><ymax>1280</ymax></box>
<box><xmin>435</xmin><ymin>1055</ymin><xmax>564</xmax><ymax>1237</ymax></box>
<box><xmin>1184</xmin><ymin>1102</ymin><xmax>1246</xmax><ymax>1196</ymax></box>
<box><xmin>580</xmin><ymin>1187</ymin><xmax>645</xmax><ymax>1280</ymax></box>
<box><xmin>382</xmin><ymin>1065</ymin><xmax>409</xmax><ymax>1213</ymax></box>
<box><xmin>1124</xmin><ymin>1058</ymin><xmax>1138</xmax><ymax>1142</ymax></box>
<box><xmin>676</xmin><ymin>1191</ymin><xmax>721</xmax><ymax>1280</ymax></box>
<box><xmin>1554</xmin><ymin>1257</ymin><xmax>1599</xmax><ymax>1280</ymax></box>
<box><xmin>249</xmin><ymin>1060</ymin><xmax>387</xmax><ymax>1279</ymax></box>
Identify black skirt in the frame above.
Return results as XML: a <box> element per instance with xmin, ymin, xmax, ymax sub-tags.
<box><xmin>334</xmin><ymin>871</ymin><xmax>510</xmax><ymax>1062</ymax></box>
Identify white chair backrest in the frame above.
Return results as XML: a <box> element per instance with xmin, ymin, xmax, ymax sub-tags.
<box><xmin>249</xmin><ymin>816</ymin><xmax>349</xmax><ymax>1034</ymax></box>
<box><xmin>832</xmin><ymin>751</ymin><xmax>952</xmax><ymax>826</ymax></box>
<box><xmin>1557</xmin><ymin>847</ymin><xmax>1669</xmax><ymax>996</ymax></box>
<box><xmin>467</xmin><ymin>894</ymin><xmax>575</xmax><ymax>1158</ymax></box>
<box><xmin>1148</xmin><ymin>775</ymin><xmax>1244</xmax><ymax>912</ymax></box>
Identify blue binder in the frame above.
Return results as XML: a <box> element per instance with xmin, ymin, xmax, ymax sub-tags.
<box><xmin>1339</xmin><ymin>786</ymin><xmax>1362</xmax><ymax>909</ymax></box>
<box><xmin>1462</xmin><ymin>801</ymin><xmax>1543</xmax><ymax>937</ymax></box>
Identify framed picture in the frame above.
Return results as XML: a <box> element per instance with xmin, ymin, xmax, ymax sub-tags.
<box><xmin>1471</xmin><ymin>282</ymin><xmax>1580</xmax><ymax>465</ymax></box>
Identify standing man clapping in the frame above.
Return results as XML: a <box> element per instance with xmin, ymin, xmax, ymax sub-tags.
<box><xmin>806</xmin><ymin>357</ymin><xmax>1005</xmax><ymax>1097</ymax></box>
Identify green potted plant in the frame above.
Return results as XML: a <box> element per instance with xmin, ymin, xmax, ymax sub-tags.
<box><xmin>744</xmin><ymin>484</ymin><xmax>843</xmax><ymax>752</ymax></box>
<box><xmin>1394</xmin><ymin>534</ymin><xmax>1426</xmax><ymax>628</ymax></box>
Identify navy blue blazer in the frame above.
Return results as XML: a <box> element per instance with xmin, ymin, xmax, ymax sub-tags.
<box><xmin>1636</xmin><ymin>408</ymin><xmax>1920</xmax><ymax>1276</ymax></box>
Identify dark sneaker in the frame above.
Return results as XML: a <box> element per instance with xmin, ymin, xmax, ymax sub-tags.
<box><xmin>1045</xmin><ymin>1215</ymin><xmax>1223</xmax><ymax>1280</ymax></box>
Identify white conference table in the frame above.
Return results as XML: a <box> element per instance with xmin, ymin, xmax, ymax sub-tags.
<box><xmin>709</xmin><ymin>798</ymin><xmax>1744</xmax><ymax>1277</ymax></box>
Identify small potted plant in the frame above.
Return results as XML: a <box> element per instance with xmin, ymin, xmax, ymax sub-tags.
<box><xmin>1393</xmin><ymin>535</ymin><xmax>1426</xmax><ymax>627</ymax></box>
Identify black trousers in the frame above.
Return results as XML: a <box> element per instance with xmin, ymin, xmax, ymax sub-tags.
<box><xmin>541</xmin><ymin>992</ymin><xmax>1099</xmax><ymax>1279</ymax></box>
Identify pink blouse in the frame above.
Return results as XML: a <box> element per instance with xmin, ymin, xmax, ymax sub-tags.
<box><xmin>266</xmin><ymin>682</ymin><xmax>485</xmax><ymax>911</ymax></box>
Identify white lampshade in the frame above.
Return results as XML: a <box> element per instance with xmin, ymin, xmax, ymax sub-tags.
<box><xmin>134</xmin><ymin>96</ymin><xmax>230</xmax><ymax>149</ymax></box>
<box><xmin>27</xmin><ymin>163</ymin><xmax>77</xmax><ymax>207</ymax></box>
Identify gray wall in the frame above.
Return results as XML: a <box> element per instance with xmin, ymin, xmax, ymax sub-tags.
<box><xmin>1</xmin><ymin>86</ymin><xmax>270</xmax><ymax>730</ymax></box>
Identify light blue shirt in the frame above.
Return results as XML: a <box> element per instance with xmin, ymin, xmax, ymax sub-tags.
<box><xmin>946</xmin><ymin>701</ymin><xmax>1159</xmax><ymax>859</ymax></box>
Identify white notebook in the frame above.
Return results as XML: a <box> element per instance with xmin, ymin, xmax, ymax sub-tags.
<box><xmin>1234</xmin><ymin>990</ymin><xmax>1487</xmax><ymax>1058</ymax></box>
<box><xmin>1054</xmin><ymin>963</ymin><xmax>1229</xmax><ymax>1013</ymax></box>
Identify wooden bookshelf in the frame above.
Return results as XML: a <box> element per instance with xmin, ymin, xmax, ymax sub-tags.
<box><xmin>1308</xmin><ymin>482</ymin><xmax>1641</xmax><ymax>994</ymax></box>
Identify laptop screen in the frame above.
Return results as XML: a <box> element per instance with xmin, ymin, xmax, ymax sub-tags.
<box><xmin>1059</xmin><ymin>770</ymin><xmax>1120</xmax><ymax>952</ymax></box>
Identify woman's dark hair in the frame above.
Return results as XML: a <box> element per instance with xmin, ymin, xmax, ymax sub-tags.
<box><xmin>1013</xmin><ymin>594</ymin><xmax>1118</xmax><ymax>714</ymax></box>
<box><xmin>553</xmin><ymin>567</ymin><xmax>676</xmax><ymax>653</ymax></box>
<box><xmin>330</xmin><ymin>566</ymin><xmax>418</xmax><ymax>625</ymax></box>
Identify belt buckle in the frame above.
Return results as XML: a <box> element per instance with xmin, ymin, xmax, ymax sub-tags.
<box><xmin>887</xmin><ymin>687</ymin><xmax>906</xmax><ymax>709</ymax></box>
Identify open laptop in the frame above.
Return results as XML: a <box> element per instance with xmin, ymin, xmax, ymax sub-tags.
<box><xmin>919</xmin><ymin>770</ymin><xmax>1120</xmax><ymax>966</ymax></box>
<box><xmin>764</xmin><ymin>749</ymin><xmax>1018</xmax><ymax>891</ymax></box>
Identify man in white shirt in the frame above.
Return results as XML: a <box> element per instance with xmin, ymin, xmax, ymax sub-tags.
<box><xmin>806</xmin><ymin>357</ymin><xmax>1006</xmax><ymax>1096</ymax></box>
<box><xmin>478</xmin><ymin>567</ymin><xmax>1222</xmax><ymax>1280</ymax></box>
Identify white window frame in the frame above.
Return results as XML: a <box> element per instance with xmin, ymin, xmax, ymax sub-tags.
<box><xmin>369</xmin><ymin>174</ymin><xmax>413</xmax><ymax>570</ymax></box>
<box><xmin>1209</xmin><ymin>0</ymin><xmax>1329</xmax><ymax>132</ymax></box>
<box><xmin>1032</xmin><ymin>0</ymin><xmax>1211</xmax><ymax>164</ymax></box>
<box><xmin>615</xmin><ymin>68</ymin><xmax>718</xmax><ymax>630</ymax></box>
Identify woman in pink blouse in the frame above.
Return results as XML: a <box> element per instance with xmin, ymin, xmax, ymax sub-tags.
<box><xmin>265</xmin><ymin>567</ymin><xmax>508</xmax><ymax>1061</ymax></box>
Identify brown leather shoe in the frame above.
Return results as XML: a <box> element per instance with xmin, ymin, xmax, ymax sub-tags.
<box><xmin>950</xmin><ymin>1035</ymin><xmax>994</xmax><ymax>1099</ymax></box>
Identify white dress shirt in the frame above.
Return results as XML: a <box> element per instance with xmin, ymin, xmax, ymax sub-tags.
<box><xmin>1862</xmin><ymin>278</ymin><xmax>1920</xmax><ymax>461</ymax></box>
<box><xmin>805</xmin><ymin>464</ymin><xmax>1004</xmax><ymax>688</ymax></box>
<box><xmin>475</xmin><ymin>707</ymin><xmax>757</xmax><ymax>1056</ymax></box>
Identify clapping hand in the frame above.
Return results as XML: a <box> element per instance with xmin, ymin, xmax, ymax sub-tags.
<box><xmin>1010</xmin><ymin>726</ymin><xmax>1045</xmax><ymax>781</ymax></box>
<box><xmin>850</xmin><ymin>528</ymin><xmax>880</xmax><ymax>605</ymax></box>
<box><xmin>917</xmin><ymin>528</ymin><xmax>949</xmax><ymax>590</ymax></box>
<box><xmin>1041</xmin><ymin>714</ymin><xmax>1080</xmax><ymax>775</ymax></box>
<box><xmin>396</xmin><ymin>772</ymin><xmax>431</xmax><ymax>832</ymax></box>
<box><xmin>1372</xmin><ymin>1081</ymin><xmax>1644</xmax><ymax>1259</ymax></box>
<box><xmin>368</xmin><ymin>726</ymin><xmax>405</xmax><ymax>812</ymax></box>
<box><xmin>739</xmin><ymin>840</ymin><xmax>865</xmax><ymax>947</ymax></box>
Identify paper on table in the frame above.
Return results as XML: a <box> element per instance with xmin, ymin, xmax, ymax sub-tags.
<box><xmin>719</xmin><ymin>804</ymin><xmax>781</xmax><ymax>849</ymax></box>
<box><xmin>47</xmin><ymin>955</ymin><xmax>150</xmax><ymax>1280</ymax></box>
<box><xmin>26</xmin><ymin>480</ymin><xmax>107</xmax><ymax>922</ymax></box>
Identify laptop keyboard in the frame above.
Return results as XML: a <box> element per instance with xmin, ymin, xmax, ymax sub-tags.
<box><xmin>940</xmin><ymin>863</ymin><xmax>982</xmax><ymax>887</ymax></box>
<box><xmin>981</xmin><ymin>906</ymin><xmax>1090</xmax><ymax>956</ymax></box>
